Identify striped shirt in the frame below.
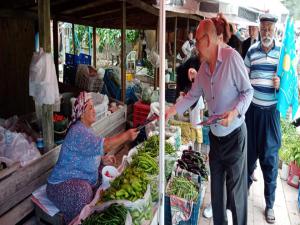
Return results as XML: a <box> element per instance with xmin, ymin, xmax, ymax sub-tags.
<box><xmin>244</xmin><ymin>41</ymin><xmax>281</xmax><ymax>107</ymax></box>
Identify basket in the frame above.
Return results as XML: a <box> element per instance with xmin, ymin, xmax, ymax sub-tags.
<box><xmin>76</xmin><ymin>73</ymin><xmax>103</xmax><ymax>92</ymax></box>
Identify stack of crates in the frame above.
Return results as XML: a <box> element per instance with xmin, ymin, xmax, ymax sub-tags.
<box><xmin>133</xmin><ymin>101</ymin><xmax>150</xmax><ymax>127</ymax></box>
<box><xmin>166</xmin><ymin>83</ymin><xmax>177</xmax><ymax>103</ymax></box>
<box><xmin>63</xmin><ymin>53</ymin><xmax>91</xmax><ymax>86</ymax></box>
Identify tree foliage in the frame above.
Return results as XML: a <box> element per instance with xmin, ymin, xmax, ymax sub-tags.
<box><xmin>282</xmin><ymin>0</ymin><xmax>300</xmax><ymax>20</ymax></box>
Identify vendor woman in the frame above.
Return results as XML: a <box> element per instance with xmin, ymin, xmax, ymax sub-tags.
<box><xmin>46</xmin><ymin>91</ymin><xmax>138</xmax><ymax>223</ymax></box>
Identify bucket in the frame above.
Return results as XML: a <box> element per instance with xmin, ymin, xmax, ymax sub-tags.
<box><xmin>101</xmin><ymin>166</ymin><xmax>119</xmax><ymax>189</ymax></box>
<box><xmin>281</xmin><ymin>163</ymin><xmax>289</xmax><ymax>181</ymax></box>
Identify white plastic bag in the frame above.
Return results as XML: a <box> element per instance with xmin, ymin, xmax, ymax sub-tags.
<box><xmin>0</xmin><ymin>126</ymin><xmax>41</xmax><ymax>166</ymax></box>
<box><xmin>189</xmin><ymin>97</ymin><xmax>205</xmax><ymax>129</ymax></box>
<box><xmin>29</xmin><ymin>48</ymin><xmax>60</xmax><ymax>105</ymax></box>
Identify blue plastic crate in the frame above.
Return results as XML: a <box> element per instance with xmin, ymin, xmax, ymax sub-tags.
<box><xmin>165</xmin><ymin>187</ymin><xmax>204</xmax><ymax>225</ymax></box>
<box><xmin>65</xmin><ymin>53</ymin><xmax>74</xmax><ymax>65</ymax></box>
<box><xmin>79</xmin><ymin>53</ymin><xmax>91</xmax><ymax>65</ymax></box>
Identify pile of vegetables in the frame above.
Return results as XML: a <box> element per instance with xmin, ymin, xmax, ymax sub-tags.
<box><xmin>177</xmin><ymin>150</ymin><xmax>208</xmax><ymax>180</ymax></box>
<box><xmin>131</xmin><ymin>152</ymin><xmax>158</xmax><ymax>175</ymax></box>
<box><xmin>82</xmin><ymin>204</ymin><xmax>128</xmax><ymax>225</ymax></box>
<box><xmin>169</xmin><ymin>120</ymin><xmax>196</xmax><ymax>144</ymax></box>
<box><xmin>101</xmin><ymin>166</ymin><xmax>149</xmax><ymax>202</ymax></box>
<box><xmin>138</xmin><ymin>135</ymin><xmax>176</xmax><ymax>157</ymax></box>
<box><xmin>167</xmin><ymin>176</ymin><xmax>199</xmax><ymax>202</ymax></box>
<box><xmin>129</xmin><ymin>201</ymin><xmax>153</xmax><ymax>225</ymax></box>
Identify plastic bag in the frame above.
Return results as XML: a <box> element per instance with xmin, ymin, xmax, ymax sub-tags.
<box><xmin>29</xmin><ymin>48</ymin><xmax>60</xmax><ymax>105</ymax></box>
<box><xmin>0</xmin><ymin>126</ymin><xmax>41</xmax><ymax>166</ymax></box>
<box><xmin>189</xmin><ymin>97</ymin><xmax>205</xmax><ymax>129</ymax></box>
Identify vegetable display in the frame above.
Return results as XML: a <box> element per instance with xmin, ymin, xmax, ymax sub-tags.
<box><xmin>131</xmin><ymin>152</ymin><xmax>158</xmax><ymax>175</ymax></box>
<box><xmin>138</xmin><ymin>135</ymin><xmax>176</xmax><ymax>157</ymax></box>
<box><xmin>82</xmin><ymin>204</ymin><xmax>128</xmax><ymax>225</ymax></box>
<box><xmin>177</xmin><ymin>150</ymin><xmax>209</xmax><ymax>180</ymax></box>
<box><xmin>101</xmin><ymin>166</ymin><xmax>149</xmax><ymax>202</ymax></box>
<box><xmin>167</xmin><ymin>176</ymin><xmax>199</xmax><ymax>202</ymax></box>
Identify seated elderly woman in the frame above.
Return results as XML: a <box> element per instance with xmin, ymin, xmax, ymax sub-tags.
<box><xmin>46</xmin><ymin>91</ymin><xmax>138</xmax><ymax>223</ymax></box>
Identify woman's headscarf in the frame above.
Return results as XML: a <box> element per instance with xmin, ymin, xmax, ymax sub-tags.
<box><xmin>71</xmin><ymin>91</ymin><xmax>92</xmax><ymax>124</ymax></box>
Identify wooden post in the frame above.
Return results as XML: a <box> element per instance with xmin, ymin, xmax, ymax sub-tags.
<box><xmin>38</xmin><ymin>0</ymin><xmax>55</xmax><ymax>151</ymax></box>
<box><xmin>72</xmin><ymin>23</ymin><xmax>75</xmax><ymax>54</ymax></box>
<box><xmin>187</xmin><ymin>17</ymin><xmax>190</xmax><ymax>32</ymax></box>
<box><xmin>121</xmin><ymin>0</ymin><xmax>126</xmax><ymax>102</ymax></box>
<box><xmin>93</xmin><ymin>26</ymin><xmax>96</xmax><ymax>67</ymax></box>
<box><xmin>173</xmin><ymin>17</ymin><xmax>177</xmax><ymax>76</ymax></box>
<box><xmin>53</xmin><ymin>19</ymin><xmax>59</xmax><ymax>77</ymax></box>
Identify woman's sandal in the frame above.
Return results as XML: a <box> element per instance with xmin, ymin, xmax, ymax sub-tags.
<box><xmin>265</xmin><ymin>208</ymin><xmax>275</xmax><ymax>224</ymax></box>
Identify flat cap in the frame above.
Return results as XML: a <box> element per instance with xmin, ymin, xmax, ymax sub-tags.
<box><xmin>259</xmin><ymin>13</ymin><xmax>278</xmax><ymax>23</ymax></box>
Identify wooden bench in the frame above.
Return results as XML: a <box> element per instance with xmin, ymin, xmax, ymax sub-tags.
<box><xmin>34</xmin><ymin>203</ymin><xmax>64</xmax><ymax>225</ymax></box>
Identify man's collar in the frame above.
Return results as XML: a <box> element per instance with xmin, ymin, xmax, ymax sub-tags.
<box><xmin>217</xmin><ymin>44</ymin><xmax>223</xmax><ymax>63</ymax></box>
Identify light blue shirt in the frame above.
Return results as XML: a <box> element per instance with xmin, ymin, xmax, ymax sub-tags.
<box><xmin>176</xmin><ymin>46</ymin><xmax>253</xmax><ymax>137</ymax></box>
<box><xmin>48</xmin><ymin>121</ymin><xmax>104</xmax><ymax>185</ymax></box>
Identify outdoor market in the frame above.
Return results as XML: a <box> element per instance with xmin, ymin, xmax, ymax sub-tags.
<box><xmin>0</xmin><ymin>1</ymin><xmax>300</xmax><ymax>225</ymax></box>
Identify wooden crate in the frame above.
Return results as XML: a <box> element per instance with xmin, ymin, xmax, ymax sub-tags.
<box><xmin>92</xmin><ymin>99</ymin><xmax>127</xmax><ymax>137</ymax></box>
<box><xmin>0</xmin><ymin>145</ymin><xmax>61</xmax><ymax>225</ymax></box>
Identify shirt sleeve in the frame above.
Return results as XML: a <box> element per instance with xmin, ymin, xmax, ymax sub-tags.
<box><xmin>65</xmin><ymin>123</ymin><xmax>104</xmax><ymax>157</ymax></box>
<box><xmin>244</xmin><ymin>49</ymin><xmax>251</xmax><ymax>74</ymax></box>
<box><xmin>182</xmin><ymin>41</ymin><xmax>189</xmax><ymax>56</ymax></box>
<box><xmin>175</xmin><ymin>69</ymin><xmax>204</xmax><ymax>115</ymax></box>
<box><xmin>231</xmin><ymin>50</ymin><xmax>253</xmax><ymax>115</ymax></box>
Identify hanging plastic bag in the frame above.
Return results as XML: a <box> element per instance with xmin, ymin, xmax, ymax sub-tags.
<box><xmin>29</xmin><ymin>48</ymin><xmax>60</xmax><ymax>105</ymax></box>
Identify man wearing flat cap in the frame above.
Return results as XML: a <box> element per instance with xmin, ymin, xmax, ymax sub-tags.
<box><xmin>244</xmin><ymin>13</ymin><xmax>281</xmax><ymax>224</ymax></box>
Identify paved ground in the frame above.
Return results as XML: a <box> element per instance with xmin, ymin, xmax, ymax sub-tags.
<box><xmin>199</xmin><ymin>163</ymin><xmax>300</xmax><ymax>225</ymax></box>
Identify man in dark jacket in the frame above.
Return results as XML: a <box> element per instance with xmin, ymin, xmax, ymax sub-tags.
<box><xmin>242</xmin><ymin>26</ymin><xmax>259</xmax><ymax>59</ymax></box>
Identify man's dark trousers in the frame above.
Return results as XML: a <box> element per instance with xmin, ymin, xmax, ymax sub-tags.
<box><xmin>209</xmin><ymin>122</ymin><xmax>248</xmax><ymax>225</ymax></box>
<box><xmin>246</xmin><ymin>103</ymin><xmax>281</xmax><ymax>209</ymax></box>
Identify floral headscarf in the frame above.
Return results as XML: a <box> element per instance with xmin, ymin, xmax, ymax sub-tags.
<box><xmin>71</xmin><ymin>91</ymin><xmax>92</xmax><ymax>124</ymax></box>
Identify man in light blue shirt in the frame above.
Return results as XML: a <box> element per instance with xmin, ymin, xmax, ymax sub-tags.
<box><xmin>166</xmin><ymin>19</ymin><xmax>253</xmax><ymax>225</ymax></box>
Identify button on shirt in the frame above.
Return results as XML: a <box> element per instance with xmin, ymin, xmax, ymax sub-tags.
<box><xmin>176</xmin><ymin>46</ymin><xmax>253</xmax><ymax>137</ymax></box>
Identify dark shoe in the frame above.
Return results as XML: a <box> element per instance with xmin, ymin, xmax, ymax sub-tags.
<box><xmin>265</xmin><ymin>208</ymin><xmax>275</xmax><ymax>224</ymax></box>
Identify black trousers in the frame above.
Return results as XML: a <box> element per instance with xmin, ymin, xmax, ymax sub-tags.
<box><xmin>246</xmin><ymin>103</ymin><xmax>281</xmax><ymax>209</ymax></box>
<box><xmin>209</xmin><ymin>123</ymin><xmax>248</xmax><ymax>225</ymax></box>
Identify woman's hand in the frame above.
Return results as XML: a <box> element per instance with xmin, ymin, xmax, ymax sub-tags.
<box><xmin>102</xmin><ymin>155</ymin><xmax>117</xmax><ymax>166</ymax></box>
<box><xmin>126</xmin><ymin>128</ymin><xmax>139</xmax><ymax>141</ymax></box>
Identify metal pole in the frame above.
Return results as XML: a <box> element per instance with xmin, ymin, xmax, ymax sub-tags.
<box><xmin>158</xmin><ymin>0</ymin><xmax>165</xmax><ymax>224</ymax></box>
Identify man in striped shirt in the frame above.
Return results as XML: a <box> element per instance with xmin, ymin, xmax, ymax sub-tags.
<box><xmin>244</xmin><ymin>13</ymin><xmax>281</xmax><ymax>224</ymax></box>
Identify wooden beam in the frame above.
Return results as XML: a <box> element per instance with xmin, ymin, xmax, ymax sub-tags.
<box><xmin>53</xmin><ymin>19</ymin><xmax>59</xmax><ymax>77</ymax></box>
<box><xmin>166</xmin><ymin>12</ymin><xmax>201</xmax><ymax>21</ymax></box>
<box><xmin>121</xmin><ymin>0</ymin><xmax>126</xmax><ymax>102</ymax></box>
<box><xmin>93</xmin><ymin>26</ymin><xmax>96</xmax><ymax>67</ymax></box>
<box><xmin>83</xmin><ymin>8</ymin><xmax>122</xmax><ymax>19</ymax></box>
<box><xmin>61</xmin><ymin>0</ymin><xmax>112</xmax><ymax>15</ymax></box>
<box><xmin>126</xmin><ymin>0</ymin><xmax>158</xmax><ymax>16</ymax></box>
<box><xmin>38</xmin><ymin>0</ymin><xmax>55</xmax><ymax>151</ymax></box>
<box><xmin>173</xmin><ymin>17</ymin><xmax>177</xmax><ymax>75</ymax></box>
<box><xmin>83</xmin><ymin>6</ymin><xmax>135</xmax><ymax>19</ymax></box>
<box><xmin>0</xmin><ymin>9</ymin><xmax>37</xmax><ymax>20</ymax></box>
<box><xmin>54</xmin><ymin>15</ymin><xmax>96</xmax><ymax>27</ymax></box>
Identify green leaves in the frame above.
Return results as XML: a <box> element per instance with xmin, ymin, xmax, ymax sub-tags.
<box><xmin>280</xmin><ymin>119</ymin><xmax>300</xmax><ymax>167</ymax></box>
